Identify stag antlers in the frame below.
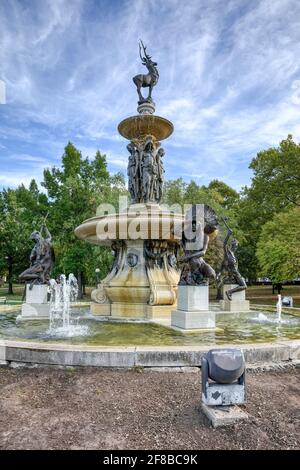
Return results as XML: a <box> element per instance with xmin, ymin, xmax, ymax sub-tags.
<box><xmin>139</xmin><ymin>40</ymin><xmax>155</xmax><ymax>65</ymax></box>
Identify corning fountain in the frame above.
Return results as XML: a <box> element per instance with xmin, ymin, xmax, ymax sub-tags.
<box><xmin>3</xmin><ymin>42</ymin><xmax>299</xmax><ymax>360</ymax></box>
<box><xmin>75</xmin><ymin>41</ymin><xmax>184</xmax><ymax>321</ymax></box>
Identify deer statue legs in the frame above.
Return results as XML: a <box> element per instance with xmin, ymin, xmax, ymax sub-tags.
<box><xmin>133</xmin><ymin>75</ymin><xmax>153</xmax><ymax>103</ymax></box>
<box><xmin>133</xmin><ymin>75</ymin><xmax>144</xmax><ymax>102</ymax></box>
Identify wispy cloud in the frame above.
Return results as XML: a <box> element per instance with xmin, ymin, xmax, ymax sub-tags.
<box><xmin>1</xmin><ymin>0</ymin><xmax>300</xmax><ymax>191</ymax></box>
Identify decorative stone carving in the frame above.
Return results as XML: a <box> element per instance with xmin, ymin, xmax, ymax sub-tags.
<box><xmin>143</xmin><ymin>240</ymin><xmax>179</xmax><ymax>306</ymax></box>
<box><xmin>91</xmin><ymin>241</ymin><xmax>125</xmax><ymax>304</ymax></box>
<box><xmin>127</xmin><ymin>253</ymin><xmax>138</xmax><ymax>267</ymax></box>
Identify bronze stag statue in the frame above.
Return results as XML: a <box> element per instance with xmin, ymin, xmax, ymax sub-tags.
<box><xmin>133</xmin><ymin>40</ymin><xmax>159</xmax><ymax>104</ymax></box>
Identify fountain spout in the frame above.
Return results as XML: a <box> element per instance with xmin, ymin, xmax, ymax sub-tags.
<box><xmin>48</xmin><ymin>273</ymin><xmax>80</xmax><ymax>335</ymax></box>
<box><xmin>276</xmin><ymin>294</ymin><xmax>282</xmax><ymax>323</ymax></box>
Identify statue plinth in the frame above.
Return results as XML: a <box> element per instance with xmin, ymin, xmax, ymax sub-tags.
<box><xmin>18</xmin><ymin>284</ymin><xmax>50</xmax><ymax>321</ymax></box>
<box><xmin>137</xmin><ymin>101</ymin><xmax>156</xmax><ymax>115</ymax></box>
<box><xmin>171</xmin><ymin>285</ymin><xmax>216</xmax><ymax>330</ymax></box>
<box><xmin>219</xmin><ymin>285</ymin><xmax>250</xmax><ymax>312</ymax></box>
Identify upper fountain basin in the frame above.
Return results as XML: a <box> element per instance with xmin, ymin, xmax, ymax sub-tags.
<box><xmin>75</xmin><ymin>203</ymin><xmax>184</xmax><ymax>245</ymax></box>
<box><xmin>118</xmin><ymin>114</ymin><xmax>174</xmax><ymax>141</ymax></box>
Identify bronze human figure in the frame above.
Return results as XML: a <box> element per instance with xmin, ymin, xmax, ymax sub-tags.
<box><xmin>155</xmin><ymin>147</ymin><xmax>165</xmax><ymax>202</ymax></box>
<box><xmin>133</xmin><ymin>40</ymin><xmax>159</xmax><ymax>103</ymax></box>
<box><xmin>216</xmin><ymin>219</ymin><xmax>247</xmax><ymax>300</ymax></box>
<box><xmin>127</xmin><ymin>137</ymin><xmax>166</xmax><ymax>204</ymax></box>
<box><xmin>19</xmin><ymin>224</ymin><xmax>55</xmax><ymax>288</ymax></box>
<box><xmin>141</xmin><ymin>139</ymin><xmax>156</xmax><ymax>202</ymax></box>
<box><xmin>179</xmin><ymin>205</ymin><xmax>218</xmax><ymax>285</ymax></box>
<box><xmin>127</xmin><ymin>142</ymin><xmax>140</xmax><ymax>202</ymax></box>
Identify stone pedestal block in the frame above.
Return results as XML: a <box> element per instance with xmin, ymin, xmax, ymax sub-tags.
<box><xmin>20</xmin><ymin>303</ymin><xmax>50</xmax><ymax>319</ymax></box>
<box><xmin>177</xmin><ymin>285</ymin><xmax>208</xmax><ymax>311</ymax></box>
<box><xmin>18</xmin><ymin>284</ymin><xmax>50</xmax><ymax>320</ymax></box>
<box><xmin>201</xmin><ymin>404</ymin><xmax>249</xmax><ymax>428</ymax></box>
<box><xmin>219</xmin><ymin>284</ymin><xmax>250</xmax><ymax>312</ymax></box>
<box><xmin>171</xmin><ymin>285</ymin><xmax>215</xmax><ymax>330</ymax></box>
<box><xmin>25</xmin><ymin>284</ymin><xmax>48</xmax><ymax>304</ymax></box>
<box><xmin>90</xmin><ymin>303</ymin><xmax>111</xmax><ymax>316</ymax></box>
<box><xmin>171</xmin><ymin>310</ymin><xmax>215</xmax><ymax>330</ymax></box>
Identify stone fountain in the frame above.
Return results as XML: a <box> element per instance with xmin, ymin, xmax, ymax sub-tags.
<box><xmin>75</xmin><ymin>42</ymin><xmax>183</xmax><ymax>320</ymax></box>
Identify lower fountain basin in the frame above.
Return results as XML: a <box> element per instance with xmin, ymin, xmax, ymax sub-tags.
<box><xmin>1</xmin><ymin>309</ymin><xmax>299</xmax><ymax>347</ymax></box>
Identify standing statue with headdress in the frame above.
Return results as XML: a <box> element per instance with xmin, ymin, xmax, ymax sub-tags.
<box><xmin>216</xmin><ymin>218</ymin><xmax>247</xmax><ymax>300</ymax></box>
<box><xmin>19</xmin><ymin>223</ymin><xmax>55</xmax><ymax>289</ymax></box>
<box><xmin>127</xmin><ymin>142</ymin><xmax>140</xmax><ymax>203</ymax></box>
<box><xmin>141</xmin><ymin>138</ymin><xmax>156</xmax><ymax>202</ymax></box>
<box><xmin>155</xmin><ymin>147</ymin><xmax>165</xmax><ymax>202</ymax></box>
<box><xmin>179</xmin><ymin>205</ymin><xmax>218</xmax><ymax>285</ymax></box>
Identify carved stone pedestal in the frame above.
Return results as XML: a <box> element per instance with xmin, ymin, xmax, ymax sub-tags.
<box><xmin>171</xmin><ymin>285</ymin><xmax>215</xmax><ymax>330</ymax></box>
<box><xmin>18</xmin><ymin>284</ymin><xmax>50</xmax><ymax>320</ymax></box>
<box><xmin>89</xmin><ymin>235</ymin><xmax>180</xmax><ymax>320</ymax></box>
<box><xmin>219</xmin><ymin>284</ymin><xmax>250</xmax><ymax>312</ymax></box>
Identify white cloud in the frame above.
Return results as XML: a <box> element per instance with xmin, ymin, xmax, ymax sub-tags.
<box><xmin>1</xmin><ymin>0</ymin><xmax>300</xmax><ymax>191</ymax></box>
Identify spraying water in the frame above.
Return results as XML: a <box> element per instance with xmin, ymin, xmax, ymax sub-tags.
<box><xmin>47</xmin><ymin>273</ymin><xmax>88</xmax><ymax>337</ymax></box>
<box><xmin>252</xmin><ymin>294</ymin><xmax>286</xmax><ymax>325</ymax></box>
<box><xmin>276</xmin><ymin>294</ymin><xmax>282</xmax><ymax>324</ymax></box>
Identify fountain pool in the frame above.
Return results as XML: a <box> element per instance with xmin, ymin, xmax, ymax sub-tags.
<box><xmin>0</xmin><ymin>308</ymin><xmax>299</xmax><ymax>347</ymax></box>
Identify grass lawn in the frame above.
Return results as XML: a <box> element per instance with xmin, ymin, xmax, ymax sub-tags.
<box><xmin>0</xmin><ymin>284</ymin><xmax>24</xmax><ymax>303</ymax></box>
<box><xmin>209</xmin><ymin>284</ymin><xmax>300</xmax><ymax>307</ymax></box>
<box><xmin>1</xmin><ymin>283</ymin><xmax>300</xmax><ymax>308</ymax></box>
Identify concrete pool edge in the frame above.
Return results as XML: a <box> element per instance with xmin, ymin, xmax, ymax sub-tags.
<box><xmin>0</xmin><ymin>339</ymin><xmax>299</xmax><ymax>368</ymax></box>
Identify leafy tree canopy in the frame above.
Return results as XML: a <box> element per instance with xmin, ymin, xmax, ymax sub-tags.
<box><xmin>256</xmin><ymin>206</ymin><xmax>300</xmax><ymax>282</ymax></box>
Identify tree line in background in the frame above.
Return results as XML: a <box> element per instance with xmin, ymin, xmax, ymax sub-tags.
<box><xmin>0</xmin><ymin>135</ymin><xmax>299</xmax><ymax>296</ymax></box>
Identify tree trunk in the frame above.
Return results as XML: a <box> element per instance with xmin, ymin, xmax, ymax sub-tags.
<box><xmin>8</xmin><ymin>259</ymin><xmax>13</xmax><ymax>295</ymax></box>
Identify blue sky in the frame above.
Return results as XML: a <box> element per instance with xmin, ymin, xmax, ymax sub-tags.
<box><xmin>1</xmin><ymin>0</ymin><xmax>300</xmax><ymax>191</ymax></box>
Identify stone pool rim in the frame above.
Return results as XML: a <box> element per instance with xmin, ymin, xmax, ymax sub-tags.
<box><xmin>0</xmin><ymin>338</ymin><xmax>299</xmax><ymax>368</ymax></box>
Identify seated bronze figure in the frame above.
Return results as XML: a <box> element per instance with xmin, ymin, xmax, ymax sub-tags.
<box><xmin>19</xmin><ymin>224</ymin><xmax>54</xmax><ymax>289</ymax></box>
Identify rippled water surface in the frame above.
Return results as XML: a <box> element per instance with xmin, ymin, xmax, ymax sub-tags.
<box><xmin>0</xmin><ymin>309</ymin><xmax>299</xmax><ymax>346</ymax></box>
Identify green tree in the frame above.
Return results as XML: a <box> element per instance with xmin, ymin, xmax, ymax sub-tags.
<box><xmin>162</xmin><ymin>178</ymin><xmax>187</xmax><ymax>206</ymax></box>
<box><xmin>235</xmin><ymin>135</ymin><xmax>300</xmax><ymax>281</ymax></box>
<box><xmin>42</xmin><ymin>142</ymin><xmax>127</xmax><ymax>297</ymax></box>
<box><xmin>248</xmin><ymin>134</ymin><xmax>300</xmax><ymax>211</ymax></box>
<box><xmin>256</xmin><ymin>206</ymin><xmax>300</xmax><ymax>282</ymax></box>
